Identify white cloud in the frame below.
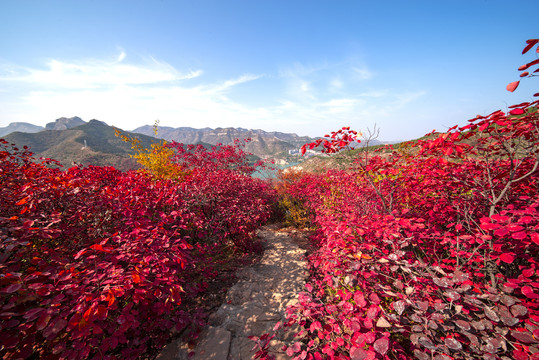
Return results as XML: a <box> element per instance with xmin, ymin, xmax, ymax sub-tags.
<box><xmin>320</xmin><ymin>98</ymin><xmax>361</xmax><ymax>113</ymax></box>
<box><xmin>1</xmin><ymin>56</ymin><xmax>202</xmax><ymax>89</ymax></box>
<box><xmin>0</xmin><ymin>53</ymin><xmax>428</xmax><ymax>139</ymax></box>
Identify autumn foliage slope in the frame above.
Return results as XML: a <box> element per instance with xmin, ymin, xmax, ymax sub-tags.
<box><xmin>0</xmin><ymin>141</ymin><xmax>276</xmax><ymax>359</ymax></box>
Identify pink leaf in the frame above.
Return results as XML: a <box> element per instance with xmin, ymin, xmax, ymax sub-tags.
<box><xmin>2</xmin><ymin>283</ymin><xmax>22</xmax><ymax>293</ymax></box>
<box><xmin>36</xmin><ymin>313</ymin><xmax>52</xmax><ymax>331</ymax></box>
<box><xmin>374</xmin><ymin>337</ymin><xmax>389</xmax><ymax>355</ymax></box>
<box><xmin>350</xmin><ymin>347</ymin><xmax>368</xmax><ymax>360</ymax></box>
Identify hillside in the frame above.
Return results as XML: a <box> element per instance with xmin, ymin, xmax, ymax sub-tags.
<box><xmin>3</xmin><ymin>120</ymin><xmax>161</xmax><ymax>171</ymax></box>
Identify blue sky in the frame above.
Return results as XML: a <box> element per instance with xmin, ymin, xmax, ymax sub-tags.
<box><xmin>0</xmin><ymin>1</ymin><xmax>537</xmax><ymax>141</ymax></box>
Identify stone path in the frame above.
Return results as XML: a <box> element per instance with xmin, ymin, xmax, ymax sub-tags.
<box><xmin>156</xmin><ymin>224</ymin><xmax>308</xmax><ymax>360</ymax></box>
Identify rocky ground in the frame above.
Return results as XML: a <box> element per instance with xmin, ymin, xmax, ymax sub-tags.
<box><xmin>156</xmin><ymin>223</ymin><xmax>311</xmax><ymax>360</ymax></box>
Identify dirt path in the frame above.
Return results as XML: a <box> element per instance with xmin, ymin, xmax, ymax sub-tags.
<box><xmin>156</xmin><ymin>223</ymin><xmax>309</xmax><ymax>360</ymax></box>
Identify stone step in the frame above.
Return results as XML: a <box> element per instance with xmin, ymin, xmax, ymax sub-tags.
<box><xmin>192</xmin><ymin>327</ymin><xmax>232</xmax><ymax>360</ymax></box>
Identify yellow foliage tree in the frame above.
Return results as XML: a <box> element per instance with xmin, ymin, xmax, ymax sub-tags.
<box><xmin>114</xmin><ymin>120</ymin><xmax>187</xmax><ymax>181</ymax></box>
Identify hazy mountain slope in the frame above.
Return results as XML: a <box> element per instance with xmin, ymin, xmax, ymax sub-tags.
<box><xmin>0</xmin><ymin>122</ymin><xmax>44</xmax><ymax>137</ymax></box>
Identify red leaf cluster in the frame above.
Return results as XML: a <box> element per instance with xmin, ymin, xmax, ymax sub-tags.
<box><xmin>507</xmin><ymin>39</ymin><xmax>539</xmax><ymax>94</ymax></box>
<box><xmin>301</xmin><ymin>127</ymin><xmax>360</xmax><ymax>155</ymax></box>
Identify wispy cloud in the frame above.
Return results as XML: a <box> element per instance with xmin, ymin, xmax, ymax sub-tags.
<box><xmin>0</xmin><ymin>55</ymin><xmax>202</xmax><ymax>89</ymax></box>
<box><xmin>117</xmin><ymin>51</ymin><xmax>126</xmax><ymax>62</ymax></box>
<box><xmin>329</xmin><ymin>77</ymin><xmax>344</xmax><ymax>91</ymax></box>
<box><xmin>352</xmin><ymin>66</ymin><xmax>374</xmax><ymax>80</ymax></box>
<box><xmin>0</xmin><ymin>53</ymin><xmax>427</xmax><ymax>138</ymax></box>
<box><xmin>205</xmin><ymin>73</ymin><xmax>262</xmax><ymax>93</ymax></box>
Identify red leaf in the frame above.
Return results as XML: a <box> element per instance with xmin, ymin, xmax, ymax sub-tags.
<box><xmin>95</xmin><ymin>305</ymin><xmax>108</xmax><ymax>321</ymax></box>
<box><xmin>105</xmin><ymin>291</ymin><xmax>115</xmax><ymax>306</ymax></box>
<box><xmin>506</xmin><ymin>81</ymin><xmax>520</xmax><ymax>92</ymax></box>
<box><xmin>522</xmin><ymin>39</ymin><xmax>539</xmax><ymax>54</ymax></box>
<box><xmin>511</xmin><ymin>231</ymin><xmax>527</xmax><ymax>240</ymax></box>
<box><xmin>531</xmin><ymin>233</ymin><xmax>539</xmax><ymax>245</ymax></box>
<box><xmin>24</xmin><ymin>307</ymin><xmax>44</xmax><ymax>321</ymax></box>
<box><xmin>519</xmin><ymin>58</ymin><xmax>539</xmax><ymax>71</ymax></box>
<box><xmin>354</xmin><ymin>291</ymin><xmax>367</xmax><ymax>307</ymax></box>
<box><xmin>1</xmin><ymin>334</ymin><xmax>22</xmax><ymax>349</ymax></box>
<box><xmin>90</xmin><ymin>244</ymin><xmax>104</xmax><ymax>251</ymax></box>
<box><xmin>364</xmin><ymin>332</ymin><xmax>376</xmax><ymax>344</ymax></box>
<box><xmin>36</xmin><ymin>313</ymin><xmax>52</xmax><ymax>331</ymax></box>
<box><xmin>74</xmin><ymin>249</ymin><xmax>87</xmax><ymax>260</ymax></box>
<box><xmin>83</xmin><ymin>307</ymin><xmax>93</xmax><ymax>322</ymax></box>
<box><xmin>15</xmin><ymin>197</ymin><xmax>28</xmax><ymax>205</ymax></box>
<box><xmin>522</xmin><ymin>286</ymin><xmax>539</xmax><ymax>299</ymax></box>
<box><xmin>499</xmin><ymin>253</ymin><xmax>515</xmax><ymax>264</ymax></box>
<box><xmin>511</xmin><ymin>330</ymin><xmax>535</xmax><ymax>343</ymax></box>
<box><xmin>45</xmin><ymin>318</ymin><xmax>67</xmax><ymax>339</ymax></box>
<box><xmin>513</xmin><ymin>350</ymin><xmax>529</xmax><ymax>360</ymax></box>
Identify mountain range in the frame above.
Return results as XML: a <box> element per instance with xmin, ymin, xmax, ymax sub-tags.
<box><xmin>0</xmin><ymin>117</ymin><xmax>324</xmax><ymax>170</ymax></box>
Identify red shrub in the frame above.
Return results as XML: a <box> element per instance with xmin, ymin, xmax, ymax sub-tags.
<box><xmin>0</xmin><ymin>139</ymin><xmax>276</xmax><ymax>359</ymax></box>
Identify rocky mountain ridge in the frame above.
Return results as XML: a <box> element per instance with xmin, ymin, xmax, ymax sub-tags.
<box><xmin>131</xmin><ymin>125</ymin><xmax>315</xmax><ymax>159</ymax></box>
<box><xmin>2</xmin><ymin>118</ymin><xmax>159</xmax><ymax>171</ymax></box>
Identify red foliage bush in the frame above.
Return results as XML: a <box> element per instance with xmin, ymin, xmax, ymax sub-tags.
<box><xmin>273</xmin><ymin>42</ymin><xmax>539</xmax><ymax>360</ymax></box>
<box><xmin>0</xmin><ymin>140</ymin><xmax>276</xmax><ymax>359</ymax></box>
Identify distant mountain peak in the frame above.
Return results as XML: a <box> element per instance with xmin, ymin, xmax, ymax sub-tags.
<box><xmin>45</xmin><ymin>116</ymin><xmax>86</xmax><ymax>131</ymax></box>
<box><xmin>87</xmin><ymin>119</ymin><xmax>108</xmax><ymax>126</ymax></box>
